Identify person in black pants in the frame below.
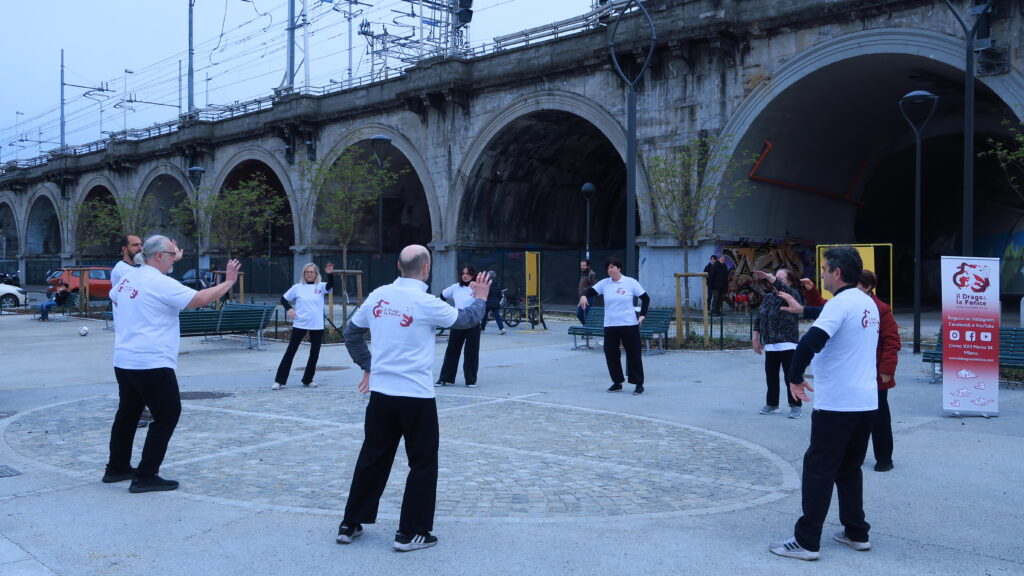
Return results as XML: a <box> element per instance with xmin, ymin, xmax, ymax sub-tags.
<box><xmin>437</xmin><ymin>265</ymin><xmax>481</xmax><ymax>388</ymax></box>
<box><xmin>751</xmin><ymin>268</ymin><xmax>804</xmax><ymax>419</ymax></box>
<box><xmin>105</xmin><ymin>235</ymin><xmax>240</xmax><ymax>493</ymax></box>
<box><xmin>579</xmin><ymin>256</ymin><xmax>650</xmax><ymax>395</ymax></box>
<box><xmin>273</xmin><ymin>262</ymin><xmax>334</xmax><ymax>390</ymax></box>
<box><xmin>770</xmin><ymin>245</ymin><xmax>879</xmax><ymax>561</ymax></box>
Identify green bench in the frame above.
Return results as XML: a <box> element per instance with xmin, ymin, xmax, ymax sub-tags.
<box><xmin>32</xmin><ymin>293</ymin><xmax>80</xmax><ymax>320</ymax></box>
<box><xmin>179</xmin><ymin>303</ymin><xmax>276</xmax><ymax>350</ymax></box>
<box><xmin>568</xmin><ymin>306</ymin><xmax>604</xmax><ymax>350</ymax></box>
<box><xmin>922</xmin><ymin>326</ymin><xmax>1024</xmax><ymax>382</ymax></box>
<box><xmin>639</xmin><ymin>308</ymin><xmax>674</xmax><ymax>356</ymax></box>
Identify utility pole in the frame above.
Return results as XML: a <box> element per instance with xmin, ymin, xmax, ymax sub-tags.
<box><xmin>188</xmin><ymin>0</ymin><xmax>196</xmax><ymax>112</ymax></box>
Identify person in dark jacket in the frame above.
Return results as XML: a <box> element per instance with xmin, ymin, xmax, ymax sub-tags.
<box><xmin>710</xmin><ymin>256</ymin><xmax>730</xmax><ymax>316</ymax></box>
<box><xmin>39</xmin><ymin>281</ymin><xmax>70</xmax><ymax>321</ymax></box>
<box><xmin>751</xmin><ymin>269</ymin><xmax>805</xmax><ymax>418</ymax></box>
<box><xmin>703</xmin><ymin>255</ymin><xmax>718</xmax><ymax>313</ymax></box>
<box><xmin>480</xmin><ymin>271</ymin><xmax>506</xmax><ymax>334</ymax></box>
<box><xmin>858</xmin><ymin>269</ymin><xmax>901</xmax><ymax>472</ymax></box>
<box><xmin>577</xmin><ymin>259</ymin><xmax>598</xmax><ymax>324</ymax></box>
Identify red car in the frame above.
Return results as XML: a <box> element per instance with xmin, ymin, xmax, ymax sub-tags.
<box><xmin>46</xmin><ymin>267</ymin><xmax>114</xmax><ymax>299</ymax></box>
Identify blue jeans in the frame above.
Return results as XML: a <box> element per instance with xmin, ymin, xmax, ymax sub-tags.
<box><xmin>481</xmin><ymin>305</ymin><xmax>504</xmax><ymax>331</ymax></box>
<box><xmin>576</xmin><ymin>305</ymin><xmax>588</xmax><ymax>325</ymax></box>
<box><xmin>39</xmin><ymin>300</ymin><xmax>57</xmax><ymax>320</ymax></box>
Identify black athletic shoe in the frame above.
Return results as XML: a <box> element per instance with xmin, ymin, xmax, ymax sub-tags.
<box><xmin>336</xmin><ymin>523</ymin><xmax>363</xmax><ymax>544</ymax></box>
<box><xmin>128</xmin><ymin>475</ymin><xmax>179</xmax><ymax>493</ymax></box>
<box><xmin>393</xmin><ymin>531</ymin><xmax>437</xmax><ymax>552</ymax></box>
<box><xmin>607</xmin><ymin>383</ymin><xmax>623</xmax><ymax>392</ymax></box>
<box><xmin>874</xmin><ymin>462</ymin><xmax>894</xmax><ymax>472</ymax></box>
<box><xmin>632</xmin><ymin>385</ymin><xmax>645</xmax><ymax>395</ymax></box>
<box><xmin>101</xmin><ymin>468</ymin><xmax>135</xmax><ymax>483</ymax></box>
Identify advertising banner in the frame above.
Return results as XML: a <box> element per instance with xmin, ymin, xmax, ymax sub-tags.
<box><xmin>940</xmin><ymin>256</ymin><xmax>1000</xmax><ymax>416</ymax></box>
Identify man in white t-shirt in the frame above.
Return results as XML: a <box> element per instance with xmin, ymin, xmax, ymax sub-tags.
<box><xmin>103</xmin><ymin>235</ymin><xmax>241</xmax><ymax>494</ymax></box>
<box><xmin>337</xmin><ymin>245</ymin><xmax>490</xmax><ymax>552</ymax></box>
<box><xmin>110</xmin><ymin>234</ymin><xmax>143</xmax><ymax>287</ymax></box>
<box><xmin>770</xmin><ymin>245</ymin><xmax>879</xmax><ymax>560</ymax></box>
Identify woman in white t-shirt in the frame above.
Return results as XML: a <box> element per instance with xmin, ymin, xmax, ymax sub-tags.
<box><xmin>579</xmin><ymin>256</ymin><xmax>651</xmax><ymax>395</ymax></box>
<box><xmin>273</xmin><ymin>262</ymin><xmax>334</xmax><ymax>390</ymax></box>
<box><xmin>436</xmin><ymin>264</ymin><xmax>481</xmax><ymax>387</ymax></box>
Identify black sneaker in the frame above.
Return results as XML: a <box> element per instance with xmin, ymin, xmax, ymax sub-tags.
<box><xmin>632</xmin><ymin>385</ymin><xmax>645</xmax><ymax>395</ymax></box>
<box><xmin>434</xmin><ymin>380</ymin><xmax>449</xmax><ymax>387</ymax></box>
<box><xmin>101</xmin><ymin>467</ymin><xmax>135</xmax><ymax>483</ymax></box>
<box><xmin>874</xmin><ymin>461</ymin><xmax>894</xmax><ymax>472</ymax></box>
<box><xmin>336</xmin><ymin>523</ymin><xmax>363</xmax><ymax>544</ymax></box>
<box><xmin>128</xmin><ymin>475</ymin><xmax>179</xmax><ymax>493</ymax></box>
<box><xmin>607</xmin><ymin>383</ymin><xmax>623</xmax><ymax>392</ymax></box>
<box><xmin>393</xmin><ymin>531</ymin><xmax>437</xmax><ymax>552</ymax></box>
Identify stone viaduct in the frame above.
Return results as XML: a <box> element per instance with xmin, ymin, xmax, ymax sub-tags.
<box><xmin>2</xmin><ymin>0</ymin><xmax>1024</xmax><ymax>305</ymax></box>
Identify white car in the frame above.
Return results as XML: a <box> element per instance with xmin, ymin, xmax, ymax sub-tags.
<box><xmin>0</xmin><ymin>283</ymin><xmax>28</xmax><ymax>308</ymax></box>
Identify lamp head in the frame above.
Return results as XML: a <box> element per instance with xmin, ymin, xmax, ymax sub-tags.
<box><xmin>187</xmin><ymin>166</ymin><xmax>206</xmax><ymax>188</ymax></box>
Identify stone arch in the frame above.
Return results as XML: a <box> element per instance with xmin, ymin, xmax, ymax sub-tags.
<box><xmin>0</xmin><ymin>198</ymin><xmax>19</xmax><ymax>267</ymax></box>
<box><xmin>716</xmin><ymin>27</ymin><xmax>1024</xmax><ymax>301</ymax></box>
<box><xmin>213</xmin><ymin>146</ymin><xmax>297</xmax><ymax>236</ymax></box>
<box><xmin>316</xmin><ymin>125</ymin><xmax>440</xmax><ymax>249</ymax></box>
<box><xmin>454</xmin><ymin>90</ymin><xmax>650</xmax><ymax>241</ymax></box>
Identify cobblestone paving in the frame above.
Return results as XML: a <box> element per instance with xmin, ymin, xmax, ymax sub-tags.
<box><xmin>4</xmin><ymin>390</ymin><xmax>796</xmax><ymax>519</ymax></box>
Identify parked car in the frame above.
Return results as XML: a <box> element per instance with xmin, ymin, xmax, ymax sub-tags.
<box><xmin>0</xmin><ymin>283</ymin><xmax>28</xmax><ymax>308</ymax></box>
<box><xmin>0</xmin><ymin>271</ymin><xmax>19</xmax><ymax>287</ymax></box>
<box><xmin>179</xmin><ymin>268</ymin><xmax>214</xmax><ymax>290</ymax></box>
<box><xmin>46</xmin><ymin>267</ymin><xmax>114</xmax><ymax>299</ymax></box>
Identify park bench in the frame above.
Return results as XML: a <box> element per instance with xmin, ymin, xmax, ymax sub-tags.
<box><xmin>32</xmin><ymin>293</ymin><xmax>80</xmax><ymax>321</ymax></box>
<box><xmin>178</xmin><ymin>303</ymin><xmax>276</xmax><ymax>350</ymax></box>
<box><xmin>922</xmin><ymin>326</ymin><xmax>1024</xmax><ymax>382</ymax></box>
<box><xmin>568</xmin><ymin>307</ymin><xmax>604</xmax><ymax>350</ymax></box>
<box><xmin>639</xmin><ymin>308</ymin><xmax>674</xmax><ymax>356</ymax></box>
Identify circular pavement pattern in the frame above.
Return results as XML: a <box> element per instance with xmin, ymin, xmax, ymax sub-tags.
<box><xmin>4</xmin><ymin>390</ymin><xmax>798</xmax><ymax>520</ymax></box>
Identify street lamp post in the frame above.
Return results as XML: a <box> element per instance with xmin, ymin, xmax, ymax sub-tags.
<box><xmin>608</xmin><ymin>0</ymin><xmax>656</xmax><ymax>279</ymax></box>
<box><xmin>899</xmin><ymin>90</ymin><xmax>939</xmax><ymax>355</ymax></box>
<box><xmin>266</xmin><ymin>210</ymin><xmax>274</xmax><ymax>296</ymax></box>
<box><xmin>187</xmin><ymin>166</ymin><xmax>207</xmax><ymax>269</ymax></box>
<box><xmin>581</xmin><ymin>183</ymin><xmax>596</xmax><ymax>260</ymax></box>
<box><xmin>942</xmin><ymin>0</ymin><xmax>994</xmax><ymax>257</ymax></box>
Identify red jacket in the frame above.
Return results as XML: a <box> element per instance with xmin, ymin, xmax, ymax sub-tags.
<box><xmin>872</xmin><ymin>293</ymin><xmax>901</xmax><ymax>390</ymax></box>
<box><xmin>802</xmin><ymin>285</ymin><xmax>827</xmax><ymax>307</ymax></box>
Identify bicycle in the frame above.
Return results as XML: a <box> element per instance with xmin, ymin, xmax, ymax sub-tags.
<box><xmin>500</xmin><ymin>287</ymin><xmax>524</xmax><ymax>327</ymax></box>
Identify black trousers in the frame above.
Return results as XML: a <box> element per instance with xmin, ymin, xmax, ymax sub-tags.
<box><xmin>275</xmin><ymin>327</ymin><xmax>324</xmax><ymax>385</ymax></box>
<box><xmin>343</xmin><ymin>392</ymin><xmax>439</xmax><ymax>535</ymax></box>
<box><xmin>871</xmin><ymin>388</ymin><xmax>893</xmax><ymax>466</ymax></box>
<box><xmin>439</xmin><ymin>326</ymin><xmax>480</xmax><ymax>385</ymax></box>
<box><xmin>764</xmin><ymin>349</ymin><xmax>801</xmax><ymax>407</ymax></box>
<box><xmin>107</xmin><ymin>367</ymin><xmax>182</xmax><ymax>478</ymax></box>
<box><xmin>794</xmin><ymin>409</ymin><xmax>874</xmax><ymax>551</ymax></box>
<box><xmin>603</xmin><ymin>324</ymin><xmax>644</xmax><ymax>385</ymax></box>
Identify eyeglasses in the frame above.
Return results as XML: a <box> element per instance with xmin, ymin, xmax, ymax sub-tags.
<box><xmin>158</xmin><ymin>251</ymin><xmax>177</xmax><ymax>258</ymax></box>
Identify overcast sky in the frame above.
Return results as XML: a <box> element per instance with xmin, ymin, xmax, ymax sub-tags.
<box><xmin>0</xmin><ymin>0</ymin><xmax>595</xmax><ymax>162</ymax></box>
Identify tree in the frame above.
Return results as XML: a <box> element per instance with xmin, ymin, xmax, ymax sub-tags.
<box><xmin>70</xmin><ymin>195</ymin><xmax>162</xmax><ymax>259</ymax></box>
<box><xmin>983</xmin><ymin>121</ymin><xmax>1024</xmax><ymax>202</ymax></box>
<box><xmin>646</xmin><ymin>134</ymin><xmax>750</xmax><ymax>337</ymax></box>
<box><xmin>179</xmin><ymin>173</ymin><xmax>287</xmax><ymax>260</ymax></box>
<box><xmin>301</xmin><ymin>145</ymin><xmax>400</xmax><ymax>270</ymax></box>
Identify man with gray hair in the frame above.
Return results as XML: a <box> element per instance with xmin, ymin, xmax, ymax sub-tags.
<box><xmin>337</xmin><ymin>244</ymin><xmax>490</xmax><ymax>552</ymax></box>
<box><xmin>103</xmin><ymin>235</ymin><xmax>241</xmax><ymax>493</ymax></box>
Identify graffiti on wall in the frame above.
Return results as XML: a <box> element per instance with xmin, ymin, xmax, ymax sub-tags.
<box><xmin>719</xmin><ymin>241</ymin><xmax>813</xmax><ymax>311</ymax></box>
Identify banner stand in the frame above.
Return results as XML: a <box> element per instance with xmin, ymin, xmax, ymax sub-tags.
<box><xmin>940</xmin><ymin>256</ymin><xmax>1000</xmax><ymax>418</ymax></box>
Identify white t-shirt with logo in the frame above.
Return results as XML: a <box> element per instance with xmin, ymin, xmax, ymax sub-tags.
<box><xmin>441</xmin><ymin>283</ymin><xmax>475</xmax><ymax>310</ymax></box>
<box><xmin>592</xmin><ymin>276</ymin><xmax>646</xmax><ymax>327</ymax></box>
<box><xmin>282</xmin><ymin>281</ymin><xmax>330</xmax><ymax>330</ymax></box>
<box><xmin>110</xmin><ymin>264</ymin><xmax>197</xmax><ymax>370</ymax></box>
<box><xmin>351</xmin><ymin>277</ymin><xmax>461</xmax><ymax>398</ymax></box>
<box><xmin>110</xmin><ymin>260</ymin><xmax>137</xmax><ymax>287</ymax></box>
<box><xmin>809</xmin><ymin>286</ymin><xmax>880</xmax><ymax>411</ymax></box>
